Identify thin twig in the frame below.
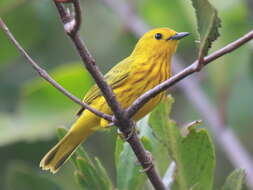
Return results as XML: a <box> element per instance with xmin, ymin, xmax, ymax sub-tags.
<box><xmin>173</xmin><ymin>61</ymin><xmax>253</xmax><ymax>189</ymax></box>
<box><xmin>53</xmin><ymin>0</ymin><xmax>125</xmax><ymax>121</ymax></box>
<box><xmin>101</xmin><ymin>0</ymin><xmax>253</xmax><ymax>189</ymax></box>
<box><xmin>101</xmin><ymin>0</ymin><xmax>253</xmax><ymax>120</ymax></box>
<box><xmin>3</xmin><ymin>0</ymin><xmax>253</xmax><ymax>189</ymax></box>
<box><xmin>72</xmin><ymin>0</ymin><xmax>81</xmax><ymax>34</ymax></box>
<box><xmin>126</xmin><ymin>30</ymin><xmax>253</xmax><ymax>118</ymax></box>
<box><xmin>0</xmin><ymin>18</ymin><xmax>112</xmax><ymax>122</ymax></box>
<box><xmin>53</xmin><ymin>1</ymin><xmax>167</xmax><ymax>190</ymax></box>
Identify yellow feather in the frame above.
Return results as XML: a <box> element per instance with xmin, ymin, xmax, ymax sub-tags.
<box><xmin>40</xmin><ymin>27</ymin><xmax>187</xmax><ymax>173</ymax></box>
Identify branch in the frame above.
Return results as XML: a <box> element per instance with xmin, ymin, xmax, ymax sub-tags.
<box><xmin>126</xmin><ymin>30</ymin><xmax>253</xmax><ymax>117</ymax></box>
<box><xmin>100</xmin><ymin>0</ymin><xmax>253</xmax><ymax>189</ymax></box>
<box><xmin>0</xmin><ymin>18</ymin><xmax>112</xmax><ymax>122</ymax></box>
<box><xmin>53</xmin><ymin>0</ymin><xmax>125</xmax><ymax>122</ymax></box>
<box><xmin>53</xmin><ymin>1</ymin><xmax>167</xmax><ymax>190</ymax></box>
<box><xmin>173</xmin><ymin>61</ymin><xmax>253</xmax><ymax>189</ymax></box>
<box><xmin>102</xmin><ymin>0</ymin><xmax>253</xmax><ymax>117</ymax></box>
<box><xmin>54</xmin><ymin>0</ymin><xmax>81</xmax><ymax>35</ymax></box>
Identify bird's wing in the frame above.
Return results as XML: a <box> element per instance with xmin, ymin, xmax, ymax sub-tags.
<box><xmin>77</xmin><ymin>57</ymin><xmax>133</xmax><ymax>116</ymax></box>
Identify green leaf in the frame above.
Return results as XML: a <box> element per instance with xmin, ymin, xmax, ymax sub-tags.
<box><xmin>116</xmin><ymin>137</ymin><xmax>146</xmax><ymax>190</ymax></box>
<box><xmin>75</xmin><ymin>156</ymin><xmax>113</xmax><ymax>190</ymax></box>
<box><xmin>190</xmin><ymin>0</ymin><xmax>221</xmax><ymax>58</ymax></box>
<box><xmin>150</xmin><ymin>96</ymin><xmax>215</xmax><ymax>190</ymax></box>
<box><xmin>57</xmin><ymin>128</ymin><xmax>113</xmax><ymax>190</ymax></box>
<box><xmin>115</xmin><ymin>135</ymin><xmax>124</xmax><ymax>168</ymax></box>
<box><xmin>75</xmin><ymin>171</ymin><xmax>89</xmax><ymax>189</ymax></box>
<box><xmin>147</xmin><ymin>95</ymin><xmax>175</xmax><ymax>173</ymax></box>
<box><xmin>56</xmin><ymin>127</ymin><xmax>68</xmax><ymax>139</ymax></box>
<box><xmin>141</xmin><ymin>136</ymin><xmax>153</xmax><ymax>153</ymax></box>
<box><xmin>114</xmin><ymin>96</ymin><xmax>174</xmax><ymax>190</ymax></box>
<box><xmin>76</xmin><ymin>157</ymin><xmax>103</xmax><ymax>190</ymax></box>
<box><xmin>115</xmin><ymin>96</ymin><xmax>215</xmax><ymax>190</ymax></box>
<box><xmin>5</xmin><ymin>161</ymin><xmax>62</xmax><ymax>190</ymax></box>
<box><xmin>221</xmin><ymin>169</ymin><xmax>245</xmax><ymax>190</ymax></box>
<box><xmin>93</xmin><ymin>158</ymin><xmax>113</xmax><ymax>189</ymax></box>
<box><xmin>128</xmin><ymin>96</ymin><xmax>175</xmax><ymax>177</ymax></box>
<box><xmin>0</xmin><ymin>63</ymin><xmax>93</xmax><ymax>146</ymax></box>
<box><xmin>21</xmin><ymin>63</ymin><xmax>93</xmax><ymax>117</ymax></box>
<box><xmin>175</xmin><ymin>128</ymin><xmax>215</xmax><ymax>190</ymax></box>
<box><xmin>149</xmin><ymin>95</ymin><xmax>174</xmax><ymax>147</ymax></box>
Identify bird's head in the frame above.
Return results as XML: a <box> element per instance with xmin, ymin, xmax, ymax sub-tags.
<box><xmin>131</xmin><ymin>28</ymin><xmax>189</xmax><ymax>58</ymax></box>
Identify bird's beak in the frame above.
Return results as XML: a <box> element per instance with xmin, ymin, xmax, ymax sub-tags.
<box><xmin>167</xmin><ymin>32</ymin><xmax>190</xmax><ymax>40</ymax></box>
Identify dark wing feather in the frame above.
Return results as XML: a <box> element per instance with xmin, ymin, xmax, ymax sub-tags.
<box><xmin>76</xmin><ymin>58</ymin><xmax>133</xmax><ymax>116</ymax></box>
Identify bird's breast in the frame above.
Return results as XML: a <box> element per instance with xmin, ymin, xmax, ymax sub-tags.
<box><xmin>132</xmin><ymin>55</ymin><xmax>171</xmax><ymax>93</ymax></box>
<box><xmin>115</xmin><ymin>56</ymin><xmax>171</xmax><ymax>118</ymax></box>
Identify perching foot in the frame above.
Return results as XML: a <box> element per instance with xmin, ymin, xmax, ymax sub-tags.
<box><xmin>139</xmin><ymin>151</ymin><xmax>154</xmax><ymax>173</ymax></box>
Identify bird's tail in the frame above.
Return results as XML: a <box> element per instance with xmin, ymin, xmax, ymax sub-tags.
<box><xmin>40</xmin><ymin>113</ymin><xmax>97</xmax><ymax>173</ymax></box>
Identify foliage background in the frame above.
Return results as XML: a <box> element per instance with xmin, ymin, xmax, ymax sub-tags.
<box><xmin>0</xmin><ymin>0</ymin><xmax>252</xmax><ymax>189</ymax></box>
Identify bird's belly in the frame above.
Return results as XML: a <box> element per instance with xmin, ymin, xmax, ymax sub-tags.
<box><xmin>113</xmin><ymin>77</ymin><xmax>166</xmax><ymax>121</ymax></box>
<box><xmin>132</xmin><ymin>92</ymin><xmax>164</xmax><ymax>121</ymax></box>
<box><xmin>94</xmin><ymin>83</ymin><xmax>164</xmax><ymax>121</ymax></box>
<box><xmin>94</xmin><ymin>66</ymin><xmax>169</xmax><ymax>124</ymax></box>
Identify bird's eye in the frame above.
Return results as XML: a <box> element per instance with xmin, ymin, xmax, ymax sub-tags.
<box><xmin>155</xmin><ymin>33</ymin><xmax>162</xmax><ymax>40</ymax></box>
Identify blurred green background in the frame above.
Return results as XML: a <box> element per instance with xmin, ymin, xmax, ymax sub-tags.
<box><xmin>0</xmin><ymin>0</ymin><xmax>252</xmax><ymax>189</ymax></box>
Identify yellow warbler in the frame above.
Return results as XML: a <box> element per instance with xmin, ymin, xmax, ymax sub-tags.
<box><xmin>40</xmin><ymin>28</ymin><xmax>189</xmax><ymax>173</ymax></box>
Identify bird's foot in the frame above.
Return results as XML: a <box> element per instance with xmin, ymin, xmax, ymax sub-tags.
<box><xmin>139</xmin><ymin>151</ymin><xmax>154</xmax><ymax>172</ymax></box>
<box><xmin>117</xmin><ymin>121</ymin><xmax>136</xmax><ymax>141</ymax></box>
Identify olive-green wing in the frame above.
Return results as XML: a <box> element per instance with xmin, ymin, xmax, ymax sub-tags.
<box><xmin>77</xmin><ymin>57</ymin><xmax>133</xmax><ymax>116</ymax></box>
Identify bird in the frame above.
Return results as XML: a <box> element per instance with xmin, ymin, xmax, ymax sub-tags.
<box><xmin>40</xmin><ymin>28</ymin><xmax>189</xmax><ymax>173</ymax></box>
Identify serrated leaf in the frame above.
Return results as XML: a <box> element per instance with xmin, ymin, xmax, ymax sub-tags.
<box><xmin>176</xmin><ymin>128</ymin><xmax>215</xmax><ymax>190</ymax></box>
<box><xmin>190</xmin><ymin>0</ymin><xmax>221</xmax><ymax>58</ymax></box>
<box><xmin>149</xmin><ymin>97</ymin><xmax>215</xmax><ymax>190</ymax></box>
<box><xmin>147</xmin><ymin>95</ymin><xmax>175</xmax><ymax>173</ymax></box>
<box><xmin>221</xmin><ymin>169</ymin><xmax>245</xmax><ymax>190</ymax></box>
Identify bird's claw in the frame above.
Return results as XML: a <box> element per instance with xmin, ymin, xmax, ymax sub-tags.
<box><xmin>139</xmin><ymin>151</ymin><xmax>154</xmax><ymax>173</ymax></box>
<box><xmin>117</xmin><ymin>123</ymin><xmax>136</xmax><ymax>141</ymax></box>
<box><xmin>107</xmin><ymin>122</ymin><xmax>115</xmax><ymax>128</ymax></box>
